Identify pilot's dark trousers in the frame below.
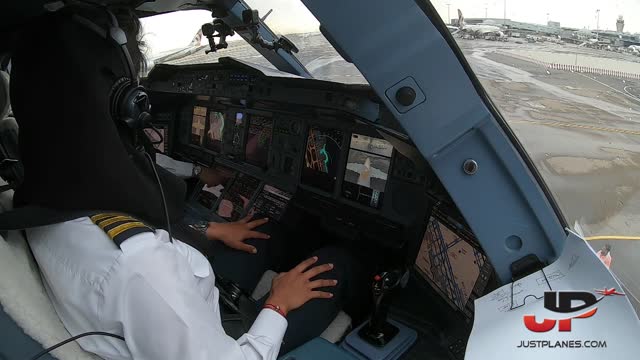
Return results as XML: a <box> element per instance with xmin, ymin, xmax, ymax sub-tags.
<box><xmin>175</xmin><ymin>221</ymin><xmax>366</xmax><ymax>354</ymax></box>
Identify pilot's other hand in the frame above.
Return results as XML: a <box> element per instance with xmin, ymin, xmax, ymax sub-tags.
<box><xmin>206</xmin><ymin>215</ymin><xmax>270</xmax><ymax>253</ymax></box>
<box><xmin>266</xmin><ymin>256</ymin><xmax>338</xmax><ymax>316</ymax></box>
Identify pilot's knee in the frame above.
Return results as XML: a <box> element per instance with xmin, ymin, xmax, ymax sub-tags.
<box><xmin>309</xmin><ymin>246</ymin><xmax>351</xmax><ymax>286</ymax></box>
<box><xmin>253</xmin><ymin>220</ymin><xmax>284</xmax><ymax>240</ymax></box>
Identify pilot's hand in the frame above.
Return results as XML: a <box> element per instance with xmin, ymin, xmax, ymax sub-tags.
<box><xmin>266</xmin><ymin>256</ymin><xmax>338</xmax><ymax>316</ymax></box>
<box><xmin>206</xmin><ymin>215</ymin><xmax>270</xmax><ymax>253</ymax></box>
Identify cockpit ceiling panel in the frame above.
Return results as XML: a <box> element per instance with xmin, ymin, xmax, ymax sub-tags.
<box><xmin>136</xmin><ymin>0</ymin><xmax>218</xmax><ymax>15</ymax></box>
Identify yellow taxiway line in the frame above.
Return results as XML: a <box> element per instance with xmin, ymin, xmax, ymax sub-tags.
<box><xmin>585</xmin><ymin>235</ymin><xmax>640</xmax><ymax>241</ymax></box>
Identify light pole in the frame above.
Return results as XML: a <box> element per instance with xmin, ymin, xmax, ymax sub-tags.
<box><xmin>596</xmin><ymin>9</ymin><xmax>600</xmax><ymax>39</ymax></box>
<box><xmin>503</xmin><ymin>0</ymin><xmax>507</xmax><ymax>25</ymax></box>
<box><xmin>446</xmin><ymin>3</ymin><xmax>451</xmax><ymax>25</ymax></box>
<box><xmin>485</xmin><ymin>4</ymin><xmax>488</xmax><ymax>19</ymax></box>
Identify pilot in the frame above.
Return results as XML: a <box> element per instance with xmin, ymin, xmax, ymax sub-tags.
<box><xmin>8</xmin><ymin>4</ymin><xmax>363</xmax><ymax>359</ymax></box>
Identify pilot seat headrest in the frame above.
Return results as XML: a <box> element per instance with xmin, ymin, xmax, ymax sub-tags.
<box><xmin>0</xmin><ymin>71</ymin><xmax>9</xmax><ymax>120</ymax></box>
<box><xmin>2</xmin><ymin>6</ymin><xmax>186</xmax><ymax>230</ymax></box>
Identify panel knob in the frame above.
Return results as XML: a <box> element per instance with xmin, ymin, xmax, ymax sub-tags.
<box><xmin>395</xmin><ymin>86</ymin><xmax>416</xmax><ymax>106</ymax></box>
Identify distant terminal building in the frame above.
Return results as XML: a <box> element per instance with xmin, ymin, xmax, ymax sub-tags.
<box><xmin>510</xmin><ymin>20</ymin><xmax>561</xmax><ymax>35</ymax></box>
<box><xmin>451</xmin><ymin>16</ymin><xmax>640</xmax><ymax>47</ymax></box>
<box><xmin>450</xmin><ymin>17</ymin><xmax>510</xmax><ymax>26</ymax></box>
<box><xmin>617</xmin><ymin>16</ymin><xmax>625</xmax><ymax>33</ymax></box>
<box><xmin>598</xmin><ymin>31</ymin><xmax>640</xmax><ymax>47</ymax></box>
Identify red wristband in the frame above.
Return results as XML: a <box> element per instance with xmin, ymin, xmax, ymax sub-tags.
<box><xmin>263</xmin><ymin>303</ymin><xmax>287</xmax><ymax>318</ymax></box>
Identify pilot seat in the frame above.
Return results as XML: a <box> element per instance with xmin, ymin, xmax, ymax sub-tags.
<box><xmin>0</xmin><ymin>70</ymin><xmax>98</xmax><ymax>360</ymax></box>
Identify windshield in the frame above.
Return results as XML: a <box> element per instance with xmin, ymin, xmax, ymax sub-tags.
<box><xmin>427</xmin><ymin>2</ymin><xmax>640</xmax><ymax>234</ymax></box>
<box><xmin>429</xmin><ymin>1</ymin><xmax>640</xmax><ymax>311</ymax></box>
<box><xmin>244</xmin><ymin>0</ymin><xmax>366</xmax><ymax>84</ymax></box>
<box><xmin>141</xmin><ymin>3</ymin><xmax>366</xmax><ymax>83</ymax></box>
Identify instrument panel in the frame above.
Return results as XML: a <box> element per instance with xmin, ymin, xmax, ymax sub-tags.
<box><xmin>145</xmin><ymin>58</ymin><xmax>431</xmax><ymax>248</ymax></box>
<box><xmin>180</xmin><ymin>102</ymin><xmax>399</xmax><ymax>212</ymax></box>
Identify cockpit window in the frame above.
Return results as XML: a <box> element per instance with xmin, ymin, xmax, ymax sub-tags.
<box><xmin>245</xmin><ymin>0</ymin><xmax>367</xmax><ymax>84</ymax></box>
<box><xmin>141</xmin><ymin>3</ymin><xmax>367</xmax><ymax>84</ymax></box>
<box><xmin>141</xmin><ymin>10</ymin><xmax>276</xmax><ymax>71</ymax></box>
<box><xmin>429</xmin><ymin>3</ymin><xmax>640</xmax><ymax>244</ymax></box>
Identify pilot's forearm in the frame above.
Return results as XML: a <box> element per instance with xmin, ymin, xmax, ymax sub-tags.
<box><xmin>188</xmin><ymin>221</ymin><xmax>232</xmax><ymax>241</ymax></box>
<box><xmin>121</xmin><ymin>252</ymin><xmax>287</xmax><ymax>360</ymax></box>
<box><xmin>155</xmin><ymin>153</ymin><xmax>195</xmax><ymax>178</ymax></box>
<box><xmin>189</xmin><ymin>220</ymin><xmax>211</xmax><ymax>237</ymax></box>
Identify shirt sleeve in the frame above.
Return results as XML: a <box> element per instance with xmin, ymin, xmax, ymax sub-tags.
<box><xmin>155</xmin><ymin>153</ymin><xmax>194</xmax><ymax>178</ymax></box>
<box><xmin>118</xmin><ymin>249</ymin><xmax>287</xmax><ymax>360</ymax></box>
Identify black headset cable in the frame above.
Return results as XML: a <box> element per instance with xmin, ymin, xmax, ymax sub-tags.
<box><xmin>27</xmin><ymin>332</ymin><xmax>125</xmax><ymax>360</ymax></box>
<box><xmin>143</xmin><ymin>151</ymin><xmax>173</xmax><ymax>242</ymax></box>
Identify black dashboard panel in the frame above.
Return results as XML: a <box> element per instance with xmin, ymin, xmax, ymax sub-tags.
<box><xmin>145</xmin><ymin>58</ymin><xmax>431</xmax><ymax>248</ymax></box>
<box><xmin>146</xmin><ymin>58</ymin><xmax>380</xmax><ymax>122</ymax></box>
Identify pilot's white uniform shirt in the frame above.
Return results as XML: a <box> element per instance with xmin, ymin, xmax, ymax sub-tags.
<box><xmin>27</xmin><ymin>217</ymin><xmax>287</xmax><ymax>360</ymax></box>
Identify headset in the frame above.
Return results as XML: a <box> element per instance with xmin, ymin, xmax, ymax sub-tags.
<box><xmin>70</xmin><ymin>5</ymin><xmax>152</xmax><ymax>147</ymax></box>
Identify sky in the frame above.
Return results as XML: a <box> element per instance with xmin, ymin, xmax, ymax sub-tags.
<box><xmin>140</xmin><ymin>0</ymin><xmax>319</xmax><ymax>56</ymax></box>
<box><xmin>141</xmin><ymin>0</ymin><xmax>640</xmax><ymax>56</ymax></box>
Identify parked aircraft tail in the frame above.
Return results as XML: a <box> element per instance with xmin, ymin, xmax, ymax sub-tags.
<box><xmin>457</xmin><ymin>9</ymin><xmax>465</xmax><ymax>28</ymax></box>
<box><xmin>189</xmin><ymin>29</ymin><xmax>203</xmax><ymax>47</ymax></box>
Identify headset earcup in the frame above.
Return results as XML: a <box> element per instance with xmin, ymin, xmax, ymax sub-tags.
<box><xmin>109</xmin><ymin>77</ymin><xmax>131</xmax><ymax>123</ymax></box>
<box><xmin>110</xmin><ymin>80</ymin><xmax>150</xmax><ymax>128</ymax></box>
<box><xmin>122</xmin><ymin>86</ymin><xmax>150</xmax><ymax>129</ymax></box>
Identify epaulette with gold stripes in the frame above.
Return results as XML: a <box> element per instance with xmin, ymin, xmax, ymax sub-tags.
<box><xmin>89</xmin><ymin>213</ymin><xmax>155</xmax><ymax>247</ymax></box>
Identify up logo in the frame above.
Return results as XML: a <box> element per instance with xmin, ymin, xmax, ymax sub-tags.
<box><xmin>523</xmin><ymin>288</ymin><xmax>624</xmax><ymax>332</ymax></box>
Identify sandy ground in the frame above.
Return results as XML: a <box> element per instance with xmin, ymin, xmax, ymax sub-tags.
<box><xmin>459</xmin><ymin>39</ymin><xmax>640</xmax><ymax>314</ymax></box>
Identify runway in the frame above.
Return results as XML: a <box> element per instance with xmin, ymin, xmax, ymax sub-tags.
<box><xmin>168</xmin><ymin>33</ymin><xmax>640</xmax><ymax>315</ymax></box>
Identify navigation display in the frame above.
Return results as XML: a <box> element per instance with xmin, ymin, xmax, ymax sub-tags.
<box><xmin>246</xmin><ymin>115</ymin><xmax>273</xmax><ymax>168</ymax></box>
<box><xmin>249</xmin><ymin>185</ymin><xmax>293</xmax><ymax>221</ymax></box>
<box><xmin>191</xmin><ymin>106</ymin><xmax>207</xmax><ymax>146</ymax></box>
<box><xmin>216</xmin><ymin>173</ymin><xmax>260</xmax><ymax>221</ymax></box>
<box><xmin>205</xmin><ymin>110</ymin><xmax>225</xmax><ymax>153</ymax></box>
<box><xmin>342</xmin><ymin>134</ymin><xmax>393</xmax><ymax>208</ymax></box>
<box><xmin>414</xmin><ymin>216</ymin><xmax>491</xmax><ymax>318</ymax></box>
<box><xmin>302</xmin><ymin>126</ymin><xmax>344</xmax><ymax>192</ymax></box>
<box><xmin>230</xmin><ymin>112</ymin><xmax>246</xmax><ymax>157</ymax></box>
<box><xmin>195</xmin><ymin>167</ymin><xmax>235</xmax><ymax>209</ymax></box>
